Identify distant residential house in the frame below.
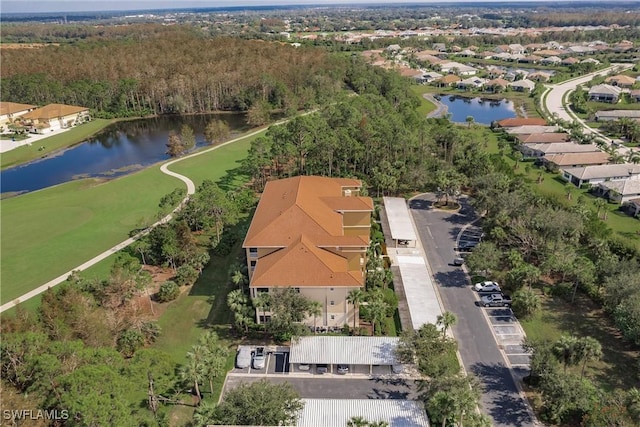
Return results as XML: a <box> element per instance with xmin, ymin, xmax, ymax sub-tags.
<box><xmin>493</xmin><ymin>52</ymin><xmax>514</xmax><ymax>61</ymax></box>
<box><xmin>458</xmin><ymin>49</ymin><xmax>475</xmax><ymax>57</ymax></box>
<box><xmin>432</xmin><ymin>43</ymin><xmax>447</xmax><ymax>52</ymax></box>
<box><xmin>595</xmin><ymin>110</ymin><xmax>640</xmax><ymax>121</ymax></box>
<box><xmin>541</xmin><ymin>56</ymin><xmax>562</xmax><ymax>65</ymax></box>
<box><xmin>588</xmin><ymin>84</ymin><xmax>622</xmax><ymax>103</ymax></box>
<box><xmin>545</xmin><ymin>41</ymin><xmax>563</xmax><ymax>50</ymax></box>
<box><xmin>457</xmin><ymin>77</ymin><xmax>487</xmax><ymax>90</ymax></box>
<box><xmin>604</xmin><ymin>74</ymin><xmax>636</xmax><ymax>88</ymax></box>
<box><xmin>528</xmin><ymin>71</ymin><xmax>552</xmax><ymax>82</ymax></box>
<box><xmin>561</xmin><ymin>57</ymin><xmax>579</xmax><ymax>66</ymax></box>
<box><xmin>536</xmin><ymin>49</ymin><xmax>563</xmax><ymax>56</ymax></box>
<box><xmin>519</xmin><ymin>142</ymin><xmax>601</xmax><ymax>158</ymax></box>
<box><xmin>496</xmin><ymin>117</ymin><xmax>547</xmax><ymax>128</ymax></box>
<box><xmin>562</xmin><ymin>163</ymin><xmax>640</xmax><ymax>187</ymax></box>
<box><xmin>509</xmin><ymin>79</ymin><xmax>536</xmax><ymax>92</ymax></box>
<box><xmin>484</xmin><ymin>78</ymin><xmax>509</xmax><ymax>93</ymax></box>
<box><xmin>422</xmin><ymin>71</ymin><xmax>444</xmax><ymax>83</ymax></box>
<box><xmin>518</xmin><ymin>55</ymin><xmax>541</xmax><ymax>64</ymax></box>
<box><xmin>567</xmin><ymin>45</ymin><xmax>595</xmax><ymax>55</ymax></box>
<box><xmin>398</xmin><ymin>67</ymin><xmax>427</xmax><ymax>83</ymax></box>
<box><xmin>543</xmin><ymin>152</ymin><xmax>611</xmax><ymax>169</ymax></box>
<box><xmin>506</xmin><ymin>125</ymin><xmax>560</xmax><ymax>135</ymax></box>
<box><xmin>21</xmin><ymin>104</ymin><xmax>90</xmax><ymax>133</ymax></box>
<box><xmin>613</xmin><ymin>41</ymin><xmax>635</xmax><ymax>53</ymax></box>
<box><xmin>581</xmin><ymin>58</ymin><xmax>601</xmax><ymax>65</ymax></box>
<box><xmin>434</xmin><ymin>74</ymin><xmax>461</xmax><ymax>87</ymax></box>
<box><xmin>243</xmin><ymin>176</ymin><xmax>373</xmax><ymax>328</ymax></box>
<box><xmin>597</xmin><ymin>179</ymin><xmax>640</xmax><ymax>204</ymax></box>
<box><xmin>525</xmin><ymin>43</ymin><xmax>546</xmax><ymax>52</ymax></box>
<box><xmin>623</xmin><ymin>197</ymin><xmax>640</xmax><ymax>217</ymax></box>
<box><xmin>630</xmin><ymin>90</ymin><xmax>640</xmax><ymax>103</ymax></box>
<box><xmin>475</xmin><ymin>51</ymin><xmax>496</xmax><ymax>60</ymax></box>
<box><xmin>515</xmin><ymin>133</ymin><xmax>572</xmax><ymax>145</ymax></box>
<box><xmin>438</xmin><ymin>61</ymin><xmax>477</xmax><ymax>76</ymax></box>
<box><xmin>386</xmin><ymin>44</ymin><xmax>402</xmax><ymax>52</ymax></box>
<box><xmin>485</xmin><ymin>66</ymin><xmax>506</xmax><ymax>79</ymax></box>
<box><xmin>0</xmin><ymin>102</ymin><xmax>37</xmax><ymax>127</ymax></box>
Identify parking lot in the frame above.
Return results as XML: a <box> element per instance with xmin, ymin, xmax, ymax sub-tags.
<box><xmin>457</xmin><ymin>224</ymin><xmax>484</xmax><ymax>252</ymax></box>
<box><xmin>482</xmin><ymin>307</ymin><xmax>531</xmax><ymax>369</ymax></box>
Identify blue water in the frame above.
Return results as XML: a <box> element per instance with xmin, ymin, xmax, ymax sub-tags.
<box><xmin>1</xmin><ymin>113</ymin><xmax>247</xmax><ymax>195</ymax></box>
<box><xmin>436</xmin><ymin>95</ymin><xmax>516</xmax><ymax>125</ymax></box>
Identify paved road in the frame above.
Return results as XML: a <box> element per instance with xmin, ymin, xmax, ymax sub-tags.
<box><xmin>544</xmin><ymin>63</ymin><xmax>635</xmax><ymax>154</ymax></box>
<box><xmin>409</xmin><ymin>194</ymin><xmax>536</xmax><ymax>427</ymax></box>
<box><xmin>0</xmin><ymin>125</ymin><xmax>272</xmax><ymax>313</ymax></box>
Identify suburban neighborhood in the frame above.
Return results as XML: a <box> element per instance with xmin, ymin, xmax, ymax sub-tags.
<box><xmin>1</xmin><ymin>2</ymin><xmax>639</xmax><ymax>427</ymax></box>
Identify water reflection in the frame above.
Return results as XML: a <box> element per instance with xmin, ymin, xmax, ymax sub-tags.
<box><xmin>1</xmin><ymin>113</ymin><xmax>248</xmax><ymax>196</ymax></box>
<box><xmin>436</xmin><ymin>95</ymin><xmax>516</xmax><ymax>125</ymax></box>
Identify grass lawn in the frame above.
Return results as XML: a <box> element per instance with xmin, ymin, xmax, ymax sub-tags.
<box><xmin>409</xmin><ymin>85</ymin><xmax>438</xmax><ymax>116</ymax></box>
<box><xmin>1</xmin><ymin>128</ymin><xmax>263</xmax><ymax>306</ymax></box>
<box><xmin>1</xmin><ymin>119</ymin><xmax>113</xmax><ymax>170</ymax></box>
<box><xmin>520</xmin><ymin>292</ymin><xmax>640</xmax><ymax>392</ymax></box>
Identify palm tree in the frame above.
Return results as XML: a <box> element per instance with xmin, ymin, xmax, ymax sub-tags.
<box><xmin>627</xmin><ymin>388</ymin><xmax>640</xmax><ymax>425</ymax></box>
<box><xmin>576</xmin><ymin>336</ymin><xmax>602</xmax><ymax>379</ymax></box>
<box><xmin>308</xmin><ymin>301</ymin><xmax>322</xmax><ymax>334</ymax></box>
<box><xmin>465</xmin><ymin>115</ymin><xmax>474</xmax><ymax>128</ymax></box>
<box><xmin>179</xmin><ymin>347</ymin><xmax>206</xmax><ymax>405</ymax></box>
<box><xmin>593</xmin><ymin>198</ymin><xmax>607</xmax><ymax>220</ymax></box>
<box><xmin>609</xmin><ymin>152</ymin><xmax>625</xmax><ymax>164</ymax></box>
<box><xmin>231</xmin><ymin>269</ymin><xmax>248</xmax><ymax>290</ymax></box>
<box><xmin>368</xmin><ymin>299</ymin><xmax>388</xmax><ymax>336</ymax></box>
<box><xmin>253</xmin><ymin>292</ymin><xmax>271</xmax><ymax>334</ymax></box>
<box><xmin>627</xmin><ymin>150</ymin><xmax>640</xmax><ymax>164</ymax></box>
<box><xmin>553</xmin><ymin>335</ymin><xmax>579</xmax><ymax>373</ymax></box>
<box><xmin>436</xmin><ymin>311</ymin><xmax>457</xmax><ymax>340</ymax></box>
<box><xmin>347</xmin><ymin>289</ymin><xmax>366</xmax><ymax>331</ymax></box>
<box><xmin>428</xmin><ymin>390</ymin><xmax>458</xmax><ymax>427</ymax></box>
<box><xmin>226</xmin><ymin>289</ymin><xmax>248</xmax><ymax>313</ymax></box>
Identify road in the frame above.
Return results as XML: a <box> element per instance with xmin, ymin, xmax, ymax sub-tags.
<box><xmin>544</xmin><ymin>63</ymin><xmax>635</xmax><ymax>154</ymax></box>
<box><xmin>409</xmin><ymin>194</ymin><xmax>536</xmax><ymax>427</ymax></box>
<box><xmin>0</xmin><ymin>125</ymin><xmax>272</xmax><ymax>313</ymax></box>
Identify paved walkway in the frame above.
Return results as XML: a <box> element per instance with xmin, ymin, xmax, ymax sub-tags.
<box><xmin>0</xmin><ymin>127</ymin><xmax>72</xmax><ymax>153</ymax></box>
<box><xmin>0</xmin><ymin>125</ymin><xmax>270</xmax><ymax>313</ymax></box>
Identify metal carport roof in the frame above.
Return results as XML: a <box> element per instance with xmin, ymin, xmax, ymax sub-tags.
<box><xmin>289</xmin><ymin>336</ymin><xmax>400</xmax><ymax>365</ymax></box>
<box><xmin>383</xmin><ymin>197</ymin><xmax>417</xmax><ymax>241</ymax></box>
<box><xmin>297</xmin><ymin>399</ymin><xmax>430</xmax><ymax>427</ymax></box>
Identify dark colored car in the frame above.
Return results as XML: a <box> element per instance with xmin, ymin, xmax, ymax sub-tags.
<box><xmin>316</xmin><ymin>364</ymin><xmax>329</xmax><ymax>374</ymax></box>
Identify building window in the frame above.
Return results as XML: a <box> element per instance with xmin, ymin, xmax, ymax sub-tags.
<box><xmin>330</xmin><ymin>315</ymin><xmax>335</xmax><ymax>320</ymax></box>
<box><xmin>249</xmin><ymin>247</ymin><xmax>258</xmax><ymax>257</ymax></box>
<box><xmin>330</xmin><ymin>288</ymin><xmax>334</xmax><ymax>291</ymax></box>
<box><xmin>250</xmin><ymin>260</ymin><xmax>256</xmax><ymax>271</ymax></box>
<box><xmin>257</xmin><ymin>288</ymin><xmax>268</xmax><ymax>294</ymax></box>
<box><xmin>330</xmin><ymin>301</ymin><xmax>335</xmax><ymax>306</ymax></box>
<box><xmin>293</xmin><ymin>288</ymin><xmax>300</xmax><ymax>293</ymax></box>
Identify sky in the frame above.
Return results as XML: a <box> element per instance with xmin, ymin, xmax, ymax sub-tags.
<box><xmin>2</xmin><ymin>0</ymin><xmax>570</xmax><ymax>14</ymax></box>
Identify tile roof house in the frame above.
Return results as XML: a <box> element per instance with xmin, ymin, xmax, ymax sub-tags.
<box><xmin>631</xmin><ymin>90</ymin><xmax>640</xmax><ymax>103</ymax></box>
<box><xmin>597</xmin><ymin>179</ymin><xmax>640</xmax><ymax>204</ymax></box>
<box><xmin>515</xmin><ymin>133</ymin><xmax>572</xmax><ymax>144</ymax></box>
<box><xmin>506</xmin><ymin>125</ymin><xmax>560</xmax><ymax>135</ymax></box>
<box><xmin>21</xmin><ymin>104</ymin><xmax>90</xmax><ymax>133</ymax></box>
<box><xmin>589</xmin><ymin>84</ymin><xmax>622</xmax><ymax>103</ymax></box>
<box><xmin>434</xmin><ymin>74</ymin><xmax>461</xmax><ymax>87</ymax></box>
<box><xmin>543</xmin><ymin>152</ymin><xmax>611</xmax><ymax>168</ymax></box>
<box><xmin>0</xmin><ymin>102</ymin><xmax>38</xmax><ymax>127</ymax></box>
<box><xmin>519</xmin><ymin>142</ymin><xmax>600</xmax><ymax>157</ymax></box>
<box><xmin>457</xmin><ymin>77</ymin><xmax>487</xmax><ymax>90</ymax></box>
<box><xmin>243</xmin><ymin>176</ymin><xmax>373</xmax><ymax>328</ymax></box>
<box><xmin>484</xmin><ymin>78</ymin><xmax>510</xmax><ymax>93</ymax></box>
<box><xmin>496</xmin><ymin>117</ymin><xmax>547</xmax><ymax>127</ymax></box>
<box><xmin>509</xmin><ymin>79</ymin><xmax>536</xmax><ymax>92</ymax></box>
<box><xmin>604</xmin><ymin>74</ymin><xmax>636</xmax><ymax>88</ymax></box>
<box><xmin>562</xmin><ymin>163</ymin><xmax>640</xmax><ymax>187</ymax></box>
<box><xmin>595</xmin><ymin>110</ymin><xmax>640</xmax><ymax>121</ymax></box>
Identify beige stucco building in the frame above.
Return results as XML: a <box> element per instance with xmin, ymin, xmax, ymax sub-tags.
<box><xmin>242</xmin><ymin>176</ymin><xmax>373</xmax><ymax>328</ymax></box>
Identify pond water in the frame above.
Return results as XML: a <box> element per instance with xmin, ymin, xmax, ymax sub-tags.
<box><xmin>1</xmin><ymin>113</ymin><xmax>248</xmax><ymax>195</ymax></box>
<box><xmin>435</xmin><ymin>95</ymin><xmax>516</xmax><ymax>125</ymax></box>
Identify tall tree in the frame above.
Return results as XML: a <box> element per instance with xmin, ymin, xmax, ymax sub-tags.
<box><xmin>308</xmin><ymin>301</ymin><xmax>323</xmax><ymax>334</ymax></box>
<box><xmin>204</xmin><ymin>119</ymin><xmax>230</xmax><ymax>145</ymax></box>
<box><xmin>436</xmin><ymin>311</ymin><xmax>457</xmax><ymax>340</ymax></box>
<box><xmin>347</xmin><ymin>288</ymin><xmax>366</xmax><ymax>331</ymax></box>
<box><xmin>179</xmin><ymin>345</ymin><xmax>206</xmax><ymax>405</ymax></box>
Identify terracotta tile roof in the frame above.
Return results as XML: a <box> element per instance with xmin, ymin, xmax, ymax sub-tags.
<box><xmin>22</xmin><ymin>103</ymin><xmax>88</xmax><ymax>120</ymax></box>
<box><xmin>0</xmin><ymin>102</ymin><xmax>37</xmax><ymax>116</ymax></box>
<box><xmin>438</xmin><ymin>75</ymin><xmax>461</xmax><ymax>84</ymax></box>
<box><xmin>516</xmin><ymin>133</ymin><xmax>571</xmax><ymax>144</ymax></box>
<box><xmin>605</xmin><ymin>75</ymin><xmax>636</xmax><ymax>86</ymax></box>
<box><xmin>497</xmin><ymin>117</ymin><xmax>547</xmax><ymax>127</ymax></box>
<box><xmin>544</xmin><ymin>152</ymin><xmax>611</xmax><ymax>167</ymax></box>
<box><xmin>486</xmin><ymin>78</ymin><xmax>509</xmax><ymax>87</ymax></box>
<box><xmin>244</xmin><ymin>176</ymin><xmax>372</xmax><ymax>248</ymax></box>
<box><xmin>250</xmin><ymin>235</ymin><xmax>362</xmax><ymax>287</ymax></box>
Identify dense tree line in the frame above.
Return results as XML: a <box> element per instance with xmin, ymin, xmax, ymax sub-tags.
<box><xmin>1</xmin><ymin>26</ymin><xmax>346</xmax><ymax>117</ymax></box>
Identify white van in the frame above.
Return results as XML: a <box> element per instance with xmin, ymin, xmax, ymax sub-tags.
<box><xmin>236</xmin><ymin>347</ymin><xmax>251</xmax><ymax>369</ymax></box>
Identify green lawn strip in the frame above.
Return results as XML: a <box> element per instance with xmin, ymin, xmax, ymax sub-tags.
<box><xmin>0</xmin><ymin>169</ymin><xmax>177</xmax><ymax>304</ymax></box>
<box><xmin>409</xmin><ymin>85</ymin><xmax>437</xmax><ymax>116</ymax></box>
<box><xmin>1</xmin><ymin>119</ymin><xmax>113</xmax><ymax>170</ymax></box>
<box><xmin>520</xmin><ymin>293</ymin><xmax>640</xmax><ymax>392</ymax></box>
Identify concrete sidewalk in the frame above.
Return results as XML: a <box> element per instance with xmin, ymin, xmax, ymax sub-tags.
<box><xmin>0</xmin><ymin>127</ymin><xmax>72</xmax><ymax>153</ymax></box>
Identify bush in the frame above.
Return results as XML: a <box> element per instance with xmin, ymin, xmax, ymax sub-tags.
<box><xmin>157</xmin><ymin>281</ymin><xmax>180</xmax><ymax>302</ymax></box>
<box><xmin>212</xmin><ymin>229</ymin><xmax>239</xmax><ymax>256</ymax></box>
<box><xmin>117</xmin><ymin>329</ymin><xmax>145</xmax><ymax>358</ymax></box>
<box><xmin>175</xmin><ymin>264</ymin><xmax>198</xmax><ymax>286</ymax></box>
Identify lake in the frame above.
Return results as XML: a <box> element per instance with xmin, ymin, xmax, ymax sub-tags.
<box><xmin>435</xmin><ymin>95</ymin><xmax>516</xmax><ymax>125</ymax></box>
<box><xmin>1</xmin><ymin>113</ymin><xmax>248</xmax><ymax>195</ymax></box>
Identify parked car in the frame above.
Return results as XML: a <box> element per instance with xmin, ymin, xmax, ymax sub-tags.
<box><xmin>236</xmin><ymin>347</ymin><xmax>251</xmax><ymax>369</ymax></box>
<box><xmin>473</xmin><ymin>281</ymin><xmax>501</xmax><ymax>293</ymax></box>
<box><xmin>298</xmin><ymin>363</ymin><xmax>310</xmax><ymax>371</ymax></box>
<box><xmin>480</xmin><ymin>293</ymin><xmax>512</xmax><ymax>307</ymax></box>
<box><xmin>316</xmin><ymin>364</ymin><xmax>329</xmax><ymax>374</ymax></box>
<box><xmin>453</xmin><ymin>257</ymin><xmax>464</xmax><ymax>266</ymax></box>
<box><xmin>252</xmin><ymin>347</ymin><xmax>266</xmax><ymax>369</ymax></box>
<box><xmin>337</xmin><ymin>364</ymin><xmax>349</xmax><ymax>374</ymax></box>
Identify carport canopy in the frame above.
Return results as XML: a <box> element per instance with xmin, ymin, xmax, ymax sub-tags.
<box><xmin>298</xmin><ymin>399</ymin><xmax>430</xmax><ymax>427</ymax></box>
<box><xmin>289</xmin><ymin>336</ymin><xmax>400</xmax><ymax>365</ymax></box>
<box><xmin>383</xmin><ymin>197</ymin><xmax>417</xmax><ymax>243</ymax></box>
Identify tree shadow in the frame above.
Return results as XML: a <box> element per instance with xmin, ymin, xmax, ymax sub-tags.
<box><xmin>470</xmin><ymin>362</ymin><xmax>535</xmax><ymax>426</ymax></box>
<box><xmin>434</xmin><ymin>270</ymin><xmax>469</xmax><ymax>288</ymax></box>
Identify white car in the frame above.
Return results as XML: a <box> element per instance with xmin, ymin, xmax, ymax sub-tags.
<box><xmin>474</xmin><ymin>281</ymin><xmax>501</xmax><ymax>293</ymax></box>
<box><xmin>236</xmin><ymin>347</ymin><xmax>251</xmax><ymax>369</ymax></box>
<box><xmin>298</xmin><ymin>363</ymin><xmax>310</xmax><ymax>371</ymax></box>
<box><xmin>252</xmin><ymin>347</ymin><xmax>266</xmax><ymax>369</ymax></box>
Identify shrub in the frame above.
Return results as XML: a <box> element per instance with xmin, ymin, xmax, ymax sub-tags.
<box><xmin>117</xmin><ymin>329</ymin><xmax>145</xmax><ymax>358</ymax></box>
<box><xmin>157</xmin><ymin>281</ymin><xmax>180</xmax><ymax>302</ymax></box>
<box><xmin>175</xmin><ymin>264</ymin><xmax>198</xmax><ymax>286</ymax></box>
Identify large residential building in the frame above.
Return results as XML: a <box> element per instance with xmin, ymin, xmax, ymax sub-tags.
<box><xmin>0</xmin><ymin>102</ymin><xmax>37</xmax><ymax>127</ymax></box>
<box><xmin>243</xmin><ymin>176</ymin><xmax>373</xmax><ymax>328</ymax></box>
<box><xmin>562</xmin><ymin>163</ymin><xmax>640</xmax><ymax>187</ymax></box>
<box><xmin>21</xmin><ymin>104</ymin><xmax>90</xmax><ymax>133</ymax></box>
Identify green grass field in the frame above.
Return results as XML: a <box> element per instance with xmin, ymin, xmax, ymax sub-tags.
<box><xmin>0</xmin><ymin>129</ymin><xmax>262</xmax><ymax>306</ymax></box>
<box><xmin>1</xmin><ymin>119</ymin><xmax>113</xmax><ymax>170</ymax></box>
<box><xmin>409</xmin><ymin>85</ymin><xmax>438</xmax><ymax>116</ymax></box>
